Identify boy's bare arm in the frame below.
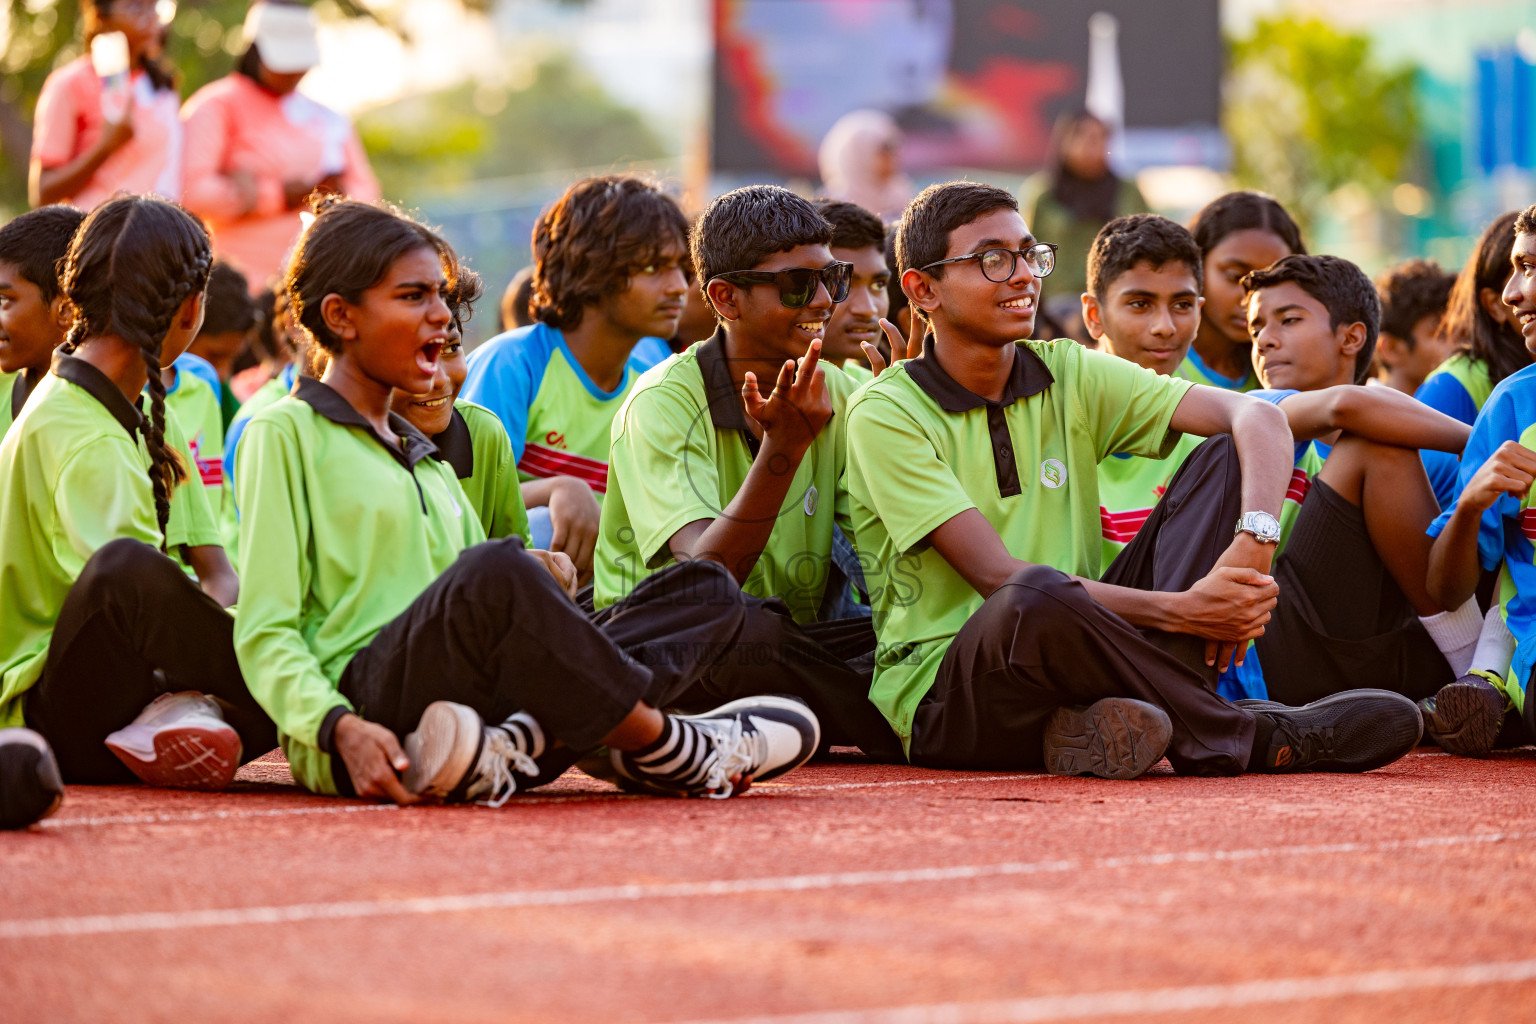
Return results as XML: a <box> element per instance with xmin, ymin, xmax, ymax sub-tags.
<box><xmin>1276</xmin><ymin>386</ymin><xmax>1470</xmax><ymax>453</ymax></box>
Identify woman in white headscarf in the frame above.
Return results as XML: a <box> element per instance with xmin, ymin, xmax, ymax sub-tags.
<box><xmin>817</xmin><ymin>110</ymin><xmax>914</xmax><ymax>222</ymax></box>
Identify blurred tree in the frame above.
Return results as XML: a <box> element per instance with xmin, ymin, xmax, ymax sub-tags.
<box><xmin>357</xmin><ymin>55</ymin><xmax>668</xmax><ymax>198</ymax></box>
<box><xmin>1226</xmin><ymin>15</ymin><xmax>1420</xmax><ymax>234</ymax></box>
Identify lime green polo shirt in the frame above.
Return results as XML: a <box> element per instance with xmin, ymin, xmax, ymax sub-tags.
<box><xmin>845</xmin><ymin>339</ymin><xmax>1194</xmax><ymax>750</ymax></box>
<box><xmin>0</xmin><ymin>369</ymin><xmax>44</xmax><ymax>445</ymax></box>
<box><xmin>164</xmin><ymin>363</ymin><xmax>225</xmax><ymax>513</ymax></box>
<box><xmin>841</xmin><ymin>359</ymin><xmax>875</xmax><ymax>385</ymax></box>
<box><xmin>233</xmin><ymin>377</ymin><xmax>485</xmax><ymax>794</ymax></box>
<box><xmin>430</xmin><ymin>399</ymin><xmax>531</xmax><ymax>543</ymax></box>
<box><xmin>0</xmin><ymin>352</ymin><xmax>206</xmax><ymax>727</ymax></box>
<box><xmin>1097</xmin><ymin>432</ymin><xmax>1202</xmax><ymax>565</ymax></box>
<box><xmin>162</xmin><ymin>404</ymin><xmax>222</xmax><ymax>554</ymax></box>
<box><xmin>595</xmin><ymin>331</ymin><xmax>855</xmax><ymax>623</ymax></box>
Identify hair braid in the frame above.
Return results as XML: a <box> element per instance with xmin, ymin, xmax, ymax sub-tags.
<box><xmin>59</xmin><ymin>196</ymin><xmax>213</xmax><ymax>550</ymax></box>
<box><xmin>126</xmin><ymin>247</ymin><xmax>212</xmax><ymax>547</ymax></box>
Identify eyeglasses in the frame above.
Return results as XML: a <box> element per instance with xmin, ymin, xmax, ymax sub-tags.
<box><xmin>920</xmin><ymin>243</ymin><xmax>1059</xmax><ymax>283</ymax></box>
<box><xmin>710</xmin><ymin>262</ymin><xmax>853</xmax><ymax>308</ymax></box>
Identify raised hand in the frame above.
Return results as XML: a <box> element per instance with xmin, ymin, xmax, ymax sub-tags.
<box><xmin>1462</xmin><ymin>440</ymin><xmax>1536</xmax><ymax>513</ymax></box>
<box><xmin>741</xmin><ymin>338</ymin><xmax>832</xmax><ymax>458</ymax></box>
<box><xmin>863</xmin><ymin>315</ymin><xmax>926</xmax><ymax>377</ymax></box>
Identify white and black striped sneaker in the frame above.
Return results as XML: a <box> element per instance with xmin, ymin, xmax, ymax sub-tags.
<box><xmin>403</xmin><ymin>702</ymin><xmax>545</xmax><ymax>807</ymax></box>
<box><xmin>611</xmin><ymin>696</ymin><xmax>820</xmax><ymax>799</ymax></box>
<box><xmin>0</xmin><ymin>728</ymin><xmax>63</xmax><ymax>829</ymax></box>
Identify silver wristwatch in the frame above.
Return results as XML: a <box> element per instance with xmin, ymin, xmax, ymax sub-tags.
<box><xmin>1235</xmin><ymin>510</ymin><xmax>1281</xmax><ymax>545</ymax></box>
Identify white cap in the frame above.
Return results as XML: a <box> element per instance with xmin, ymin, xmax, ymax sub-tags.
<box><xmin>242</xmin><ymin>2</ymin><xmax>320</xmax><ymax>74</ymax></box>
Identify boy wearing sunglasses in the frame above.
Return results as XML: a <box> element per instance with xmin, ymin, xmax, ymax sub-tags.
<box><xmin>842</xmin><ymin>181</ymin><xmax>1425</xmax><ymax>779</ymax></box>
<box><xmin>595</xmin><ymin>185</ymin><xmax>903</xmax><ymax>760</ymax></box>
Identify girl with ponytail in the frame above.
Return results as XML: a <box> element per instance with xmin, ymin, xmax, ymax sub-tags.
<box><xmin>0</xmin><ymin>195</ymin><xmax>275</xmax><ymax>791</ymax></box>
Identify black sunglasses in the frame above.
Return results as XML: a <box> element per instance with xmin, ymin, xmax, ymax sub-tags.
<box><xmin>920</xmin><ymin>243</ymin><xmax>1058</xmax><ymax>283</ymax></box>
<box><xmin>711</xmin><ymin>262</ymin><xmax>854</xmax><ymax>308</ymax></box>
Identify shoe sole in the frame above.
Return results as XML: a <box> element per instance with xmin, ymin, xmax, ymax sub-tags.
<box><xmin>403</xmin><ymin>701</ymin><xmax>484</xmax><ymax>799</ymax></box>
<box><xmin>1428</xmin><ymin>682</ymin><xmax>1506</xmax><ymax>757</ymax></box>
<box><xmin>1043</xmin><ymin>698</ymin><xmax>1172</xmax><ymax>780</ymax></box>
<box><xmin>105</xmin><ymin>723</ymin><xmax>241</xmax><ymax>791</ymax></box>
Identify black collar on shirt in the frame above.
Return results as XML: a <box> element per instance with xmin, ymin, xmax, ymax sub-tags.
<box><xmin>904</xmin><ymin>339</ymin><xmax>1055</xmax><ymax>498</ymax></box>
<box><xmin>696</xmin><ymin>327</ymin><xmax>840</xmax><ymax>459</ymax></box>
<box><xmin>50</xmin><ymin>349</ymin><xmax>143</xmax><ymax>440</ymax></box>
<box><xmin>430</xmin><ymin>405</ymin><xmax>475</xmax><ymax>479</ymax></box>
<box><xmin>292</xmin><ymin>376</ymin><xmax>439</xmax><ymax>472</ymax></box>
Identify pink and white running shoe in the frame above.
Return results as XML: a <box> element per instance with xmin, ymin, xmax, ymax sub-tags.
<box><xmin>104</xmin><ymin>692</ymin><xmax>242</xmax><ymax>791</ymax></box>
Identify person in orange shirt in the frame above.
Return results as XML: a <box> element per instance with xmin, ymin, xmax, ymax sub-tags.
<box><xmin>180</xmin><ymin>1</ymin><xmax>380</xmax><ymax>290</ymax></box>
<box><xmin>29</xmin><ymin>0</ymin><xmax>183</xmax><ymax>209</ymax></box>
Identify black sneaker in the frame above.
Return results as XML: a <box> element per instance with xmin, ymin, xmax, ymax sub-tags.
<box><xmin>1254</xmin><ymin>689</ymin><xmax>1422</xmax><ymax>772</ymax></box>
<box><xmin>1418</xmin><ymin>673</ymin><xmax>1508</xmax><ymax>757</ymax></box>
<box><xmin>1043</xmin><ymin>698</ymin><xmax>1172</xmax><ymax>780</ymax></box>
<box><xmin>0</xmin><ymin>728</ymin><xmax>64</xmax><ymax>829</ymax></box>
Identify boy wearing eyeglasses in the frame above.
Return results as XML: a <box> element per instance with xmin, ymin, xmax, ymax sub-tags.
<box><xmin>594</xmin><ymin>184</ymin><xmax>903</xmax><ymax>759</ymax></box>
<box><xmin>842</xmin><ymin>181</ymin><xmax>1425</xmax><ymax>779</ymax></box>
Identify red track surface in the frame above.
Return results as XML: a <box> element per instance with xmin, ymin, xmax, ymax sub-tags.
<box><xmin>4</xmin><ymin>748</ymin><xmax>1536</xmax><ymax>1023</ymax></box>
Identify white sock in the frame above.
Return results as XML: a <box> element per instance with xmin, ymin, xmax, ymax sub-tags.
<box><xmin>1419</xmin><ymin>598</ymin><xmax>1483</xmax><ymax>677</ymax></box>
<box><xmin>1470</xmin><ymin>606</ymin><xmax>1516</xmax><ymax>678</ymax></box>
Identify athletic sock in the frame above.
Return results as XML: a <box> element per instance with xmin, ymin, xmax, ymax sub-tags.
<box><xmin>1419</xmin><ymin>598</ymin><xmax>1482</xmax><ymax>677</ymax></box>
<box><xmin>616</xmin><ymin>715</ymin><xmax>715</xmax><ymax>787</ymax></box>
<box><xmin>1470</xmin><ymin>605</ymin><xmax>1517</xmax><ymax>678</ymax></box>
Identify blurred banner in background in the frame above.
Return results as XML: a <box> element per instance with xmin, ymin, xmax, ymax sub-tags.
<box><xmin>710</xmin><ymin>0</ymin><xmax>1223</xmax><ymax>179</ymax></box>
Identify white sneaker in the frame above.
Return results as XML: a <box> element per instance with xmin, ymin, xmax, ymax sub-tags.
<box><xmin>403</xmin><ymin>702</ymin><xmax>544</xmax><ymax>807</ymax></box>
<box><xmin>103</xmin><ymin>692</ymin><xmax>242</xmax><ymax>791</ymax></box>
<box><xmin>612</xmin><ymin>695</ymin><xmax>821</xmax><ymax>799</ymax></box>
<box><xmin>0</xmin><ymin>728</ymin><xmax>64</xmax><ymax>828</ymax></box>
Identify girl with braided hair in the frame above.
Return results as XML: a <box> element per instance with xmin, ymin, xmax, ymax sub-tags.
<box><xmin>0</xmin><ymin>195</ymin><xmax>276</xmax><ymax>791</ymax></box>
<box><xmin>233</xmin><ymin>196</ymin><xmax>819</xmax><ymax>805</ymax></box>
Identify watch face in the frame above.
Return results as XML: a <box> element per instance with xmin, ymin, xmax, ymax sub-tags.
<box><xmin>1240</xmin><ymin>512</ymin><xmax>1281</xmax><ymax>542</ymax></box>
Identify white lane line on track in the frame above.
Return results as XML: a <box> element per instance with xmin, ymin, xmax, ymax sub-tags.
<box><xmin>35</xmin><ymin>774</ymin><xmax>1051</xmax><ymax>828</ymax></box>
<box><xmin>667</xmin><ymin>959</ymin><xmax>1536</xmax><ymax>1024</ymax></box>
<box><xmin>37</xmin><ymin>803</ymin><xmax>402</xmax><ymax>828</ymax></box>
<box><xmin>1</xmin><ymin>828</ymin><xmax>1527</xmax><ymax>940</ymax></box>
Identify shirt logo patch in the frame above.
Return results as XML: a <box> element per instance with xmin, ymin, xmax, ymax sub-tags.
<box><xmin>803</xmin><ymin>485</ymin><xmax>818</xmax><ymax>516</ymax></box>
<box><xmin>545</xmin><ymin>430</ymin><xmax>567</xmax><ymax>449</ymax></box>
<box><xmin>1040</xmin><ymin>459</ymin><xmax>1066</xmax><ymax>489</ymax></box>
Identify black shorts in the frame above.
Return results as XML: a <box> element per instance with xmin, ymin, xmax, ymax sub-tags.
<box><xmin>1254</xmin><ymin>478</ymin><xmax>1451</xmax><ymax>704</ymax></box>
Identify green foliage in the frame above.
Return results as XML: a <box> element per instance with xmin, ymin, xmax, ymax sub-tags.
<box><xmin>357</xmin><ymin>55</ymin><xmax>668</xmax><ymax>199</ymax></box>
<box><xmin>1226</xmin><ymin>15</ymin><xmax>1420</xmax><ymax>233</ymax></box>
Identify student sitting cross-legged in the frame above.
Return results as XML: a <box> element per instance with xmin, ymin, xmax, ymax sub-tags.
<box><xmin>235</xmin><ymin>197</ymin><xmax>819</xmax><ymax>805</ymax></box>
<box><xmin>460</xmin><ymin>176</ymin><xmax>690</xmax><ymax>579</ymax></box>
<box><xmin>596</xmin><ymin>184</ymin><xmax>904</xmax><ymax>760</ymax></box>
<box><xmin>1427</xmin><ymin>203</ymin><xmax>1536</xmax><ymax>755</ymax></box>
<box><xmin>843</xmin><ymin>181</ymin><xmax>1424</xmax><ymax>779</ymax></box>
<box><xmin>1081</xmin><ymin>214</ymin><xmax>1206</xmax><ymax>566</ymax></box>
<box><xmin>0</xmin><ymin>196</ymin><xmax>277</xmax><ymax>792</ymax></box>
<box><xmin>1237</xmin><ymin>257</ymin><xmax>1477</xmax><ymax>719</ymax></box>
